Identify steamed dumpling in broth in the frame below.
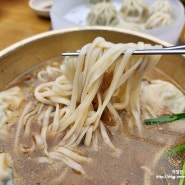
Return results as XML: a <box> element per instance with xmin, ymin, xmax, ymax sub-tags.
<box><xmin>141</xmin><ymin>80</ymin><xmax>185</xmax><ymax>119</ymax></box>
<box><xmin>86</xmin><ymin>2</ymin><xmax>119</xmax><ymax>26</ymax></box>
<box><xmin>119</xmin><ymin>0</ymin><xmax>149</xmax><ymax>23</ymax></box>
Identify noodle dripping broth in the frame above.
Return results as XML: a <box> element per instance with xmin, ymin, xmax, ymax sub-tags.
<box><xmin>0</xmin><ymin>37</ymin><xmax>185</xmax><ymax>185</ymax></box>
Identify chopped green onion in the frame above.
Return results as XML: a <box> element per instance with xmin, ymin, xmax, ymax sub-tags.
<box><xmin>164</xmin><ymin>143</ymin><xmax>185</xmax><ymax>158</ymax></box>
<box><xmin>163</xmin><ymin>144</ymin><xmax>185</xmax><ymax>185</ymax></box>
<box><xmin>179</xmin><ymin>157</ymin><xmax>185</xmax><ymax>185</ymax></box>
<box><xmin>144</xmin><ymin>113</ymin><xmax>185</xmax><ymax>125</ymax></box>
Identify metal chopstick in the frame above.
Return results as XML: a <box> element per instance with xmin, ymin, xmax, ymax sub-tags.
<box><xmin>61</xmin><ymin>45</ymin><xmax>185</xmax><ymax>56</ymax></box>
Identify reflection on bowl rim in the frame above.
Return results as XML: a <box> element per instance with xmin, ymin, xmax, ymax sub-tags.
<box><xmin>0</xmin><ymin>26</ymin><xmax>171</xmax><ymax>58</ymax></box>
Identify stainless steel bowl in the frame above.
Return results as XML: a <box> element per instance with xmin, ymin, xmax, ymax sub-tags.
<box><xmin>0</xmin><ymin>27</ymin><xmax>184</xmax><ymax>90</ymax></box>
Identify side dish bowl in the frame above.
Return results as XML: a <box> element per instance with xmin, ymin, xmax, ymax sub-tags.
<box><xmin>29</xmin><ymin>0</ymin><xmax>53</xmax><ymax>18</ymax></box>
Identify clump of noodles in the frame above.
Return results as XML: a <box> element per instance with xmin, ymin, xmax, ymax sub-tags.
<box><xmin>119</xmin><ymin>0</ymin><xmax>149</xmax><ymax>23</ymax></box>
<box><xmin>0</xmin><ymin>86</ymin><xmax>24</xmax><ymax>133</ymax></box>
<box><xmin>87</xmin><ymin>0</ymin><xmax>112</xmax><ymax>7</ymax></box>
<box><xmin>15</xmin><ymin>37</ymin><xmax>162</xmax><ymax>174</ymax></box>
<box><xmin>37</xmin><ymin>65</ymin><xmax>62</xmax><ymax>82</ymax></box>
<box><xmin>86</xmin><ymin>2</ymin><xmax>119</xmax><ymax>26</ymax></box>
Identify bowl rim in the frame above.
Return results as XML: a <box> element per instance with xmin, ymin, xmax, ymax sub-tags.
<box><xmin>0</xmin><ymin>26</ymin><xmax>172</xmax><ymax>58</ymax></box>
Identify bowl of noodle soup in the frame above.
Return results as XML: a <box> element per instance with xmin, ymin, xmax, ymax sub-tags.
<box><xmin>0</xmin><ymin>27</ymin><xmax>185</xmax><ymax>185</ymax></box>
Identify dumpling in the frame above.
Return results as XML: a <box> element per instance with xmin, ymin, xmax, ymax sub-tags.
<box><xmin>86</xmin><ymin>2</ymin><xmax>119</xmax><ymax>26</ymax></box>
<box><xmin>141</xmin><ymin>79</ymin><xmax>185</xmax><ymax>118</ymax></box>
<box><xmin>145</xmin><ymin>0</ymin><xmax>173</xmax><ymax>29</ymax></box>
<box><xmin>119</xmin><ymin>0</ymin><xmax>149</xmax><ymax>23</ymax></box>
<box><xmin>145</xmin><ymin>12</ymin><xmax>173</xmax><ymax>29</ymax></box>
<box><xmin>149</xmin><ymin>0</ymin><xmax>173</xmax><ymax>16</ymax></box>
<box><xmin>87</xmin><ymin>0</ymin><xmax>112</xmax><ymax>6</ymax></box>
<box><xmin>116</xmin><ymin>22</ymin><xmax>144</xmax><ymax>31</ymax></box>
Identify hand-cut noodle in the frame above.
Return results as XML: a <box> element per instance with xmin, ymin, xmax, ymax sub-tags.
<box><xmin>37</xmin><ymin>65</ymin><xmax>62</xmax><ymax>82</ymax></box>
<box><xmin>0</xmin><ymin>87</ymin><xmax>24</xmax><ymax>133</ymax></box>
<box><xmin>14</xmin><ymin>37</ymin><xmax>162</xmax><ymax>174</ymax></box>
<box><xmin>86</xmin><ymin>2</ymin><xmax>119</xmax><ymax>26</ymax></box>
<box><xmin>119</xmin><ymin>0</ymin><xmax>149</xmax><ymax>23</ymax></box>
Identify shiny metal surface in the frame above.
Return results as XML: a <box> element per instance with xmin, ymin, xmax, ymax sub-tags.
<box><xmin>61</xmin><ymin>45</ymin><xmax>185</xmax><ymax>56</ymax></box>
<box><xmin>0</xmin><ymin>27</ymin><xmax>185</xmax><ymax>90</ymax></box>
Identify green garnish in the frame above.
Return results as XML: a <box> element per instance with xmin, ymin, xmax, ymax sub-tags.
<box><xmin>157</xmin><ymin>113</ymin><xmax>185</xmax><ymax>185</ymax></box>
<box><xmin>164</xmin><ymin>144</ymin><xmax>185</xmax><ymax>185</ymax></box>
<box><xmin>145</xmin><ymin>113</ymin><xmax>185</xmax><ymax>184</ymax></box>
<box><xmin>179</xmin><ymin>158</ymin><xmax>185</xmax><ymax>185</ymax></box>
<box><xmin>164</xmin><ymin>144</ymin><xmax>185</xmax><ymax>158</ymax></box>
<box><xmin>144</xmin><ymin>113</ymin><xmax>185</xmax><ymax>125</ymax></box>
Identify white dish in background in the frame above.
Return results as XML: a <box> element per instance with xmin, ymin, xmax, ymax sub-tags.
<box><xmin>29</xmin><ymin>0</ymin><xmax>53</xmax><ymax>18</ymax></box>
<box><xmin>50</xmin><ymin>0</ymin><xmax>185</xmax><ymax>44</ymax></box>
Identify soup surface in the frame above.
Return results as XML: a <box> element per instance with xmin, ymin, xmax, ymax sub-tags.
<box><xmin>0</xmin><ymin>55</ymin><xmax>185</xmax><ymax>185</ymax></box>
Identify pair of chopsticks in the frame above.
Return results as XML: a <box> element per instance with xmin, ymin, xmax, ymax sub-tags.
<box><xmin>61</xmin><ymin>45</ymin><xmax>185</xmax><ymax>56</ymax></box>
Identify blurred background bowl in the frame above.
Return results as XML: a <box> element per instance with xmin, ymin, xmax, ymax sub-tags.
<box><xmin>50</xmin><ymin>0</ymin><xmax>184</xmax><ymax>44</ymax></box>
<box><xmin>29</xmin><ymin>0</ymin><xmax>53</xmax><ymax>18</ymax></box>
